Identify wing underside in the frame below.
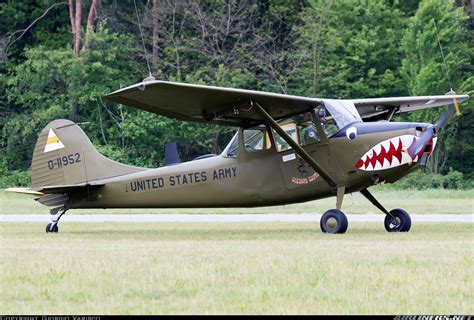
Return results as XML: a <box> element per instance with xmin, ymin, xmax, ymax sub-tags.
<box><xmin>104</xmin><ymin>80</ymin><xmax>469</xmax><ymax>125</ymax></box>
<box><xmin>105</xmin><ymin>81</ymin><xmax>320</xmax><ymax>126</ymax></box>
<box><xmin>354</xmin><ymin>95</ymin><xmax>469</xmax><ymax>120</ymax></box>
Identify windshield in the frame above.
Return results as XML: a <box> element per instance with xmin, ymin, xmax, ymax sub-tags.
<box><xmin>321</xmin><ymin>99</ymin><xmax>362</xmax><ymax>129</ymax></box>
<box><xmin>315</xmin><ymin>99</ymin><xmax>362</xmax><ymax>137</ymax></box>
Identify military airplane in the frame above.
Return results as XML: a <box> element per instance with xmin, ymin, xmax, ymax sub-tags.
<box><xmin>7</xmin><ymin>79</ymin><xmax>469</xmax><ymax>234</ymax></box>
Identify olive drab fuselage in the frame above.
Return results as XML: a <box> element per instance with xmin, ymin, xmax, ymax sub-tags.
<box><xmin>68</xmin><ymin>121</ymin><xmax>431</xmax><ymax>210</ymax></box>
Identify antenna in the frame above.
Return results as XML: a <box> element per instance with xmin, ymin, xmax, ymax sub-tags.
<box><xmin>133</xmin><ymin>0</ymin><xmax>153</xmax><ymax>79</ymax></box>
<box><xmin>431</xmin><ymin>19</ymin><xmax>453</xmax><ymax>93</ymax></box>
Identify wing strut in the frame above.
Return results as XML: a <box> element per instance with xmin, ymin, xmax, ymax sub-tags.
<box><xmin>253</xmin><ymin>101</ymin><xmax>337</xmax><ymax>188</ymax></box>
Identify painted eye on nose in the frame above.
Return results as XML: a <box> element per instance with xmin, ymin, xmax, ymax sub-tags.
<box><xmin>346</xmin><ymin>127</ymin><xmax>357</xmax><ymax>140</ymax></box>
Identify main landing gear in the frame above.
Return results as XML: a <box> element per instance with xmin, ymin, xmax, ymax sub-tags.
<box><xmin>320</xmin><ymin>186</ymin><xmax>349</xmax><ymax>234</ymax></box>
<box><xmin>320</xmin><ymin>209</ymin><xmax>348</xmax><ymax>234</ymax></box>
<box><xmin>360</xmin><ymin>188</ymin><xmax>411</xmax><ymax>232</ymax></box>
<box><xmin>46</xmin><ymin>205</ymin><xmax>69</xmax><ymax>233</ymax></box>
<box><xmin>319</xmin><ymin>187</ymin><xmax>412</xmax><ymax>234</ymax></box>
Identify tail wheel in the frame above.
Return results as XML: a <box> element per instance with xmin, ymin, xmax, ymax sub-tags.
<box><xmin>320</xmin><ymin>209</ymin><xmax>348</xmax><ymax>234</ymax></box>
<box><xmin>384</xmin><ymin>209</ymin><xmax>411</xmax><ymax>232</ymax></box>
<box><xmin>45</xmin><ymin>223</ymin><xmax>59</xmax><ymax>233</ymax></box>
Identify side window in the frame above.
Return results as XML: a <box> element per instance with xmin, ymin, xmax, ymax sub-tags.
<box><xmin>273</xmin><ymin>112</ymin><xmax>320</xmax><ymax>152</ymax></box>
<box><xmin>226</xmin><ymin>134</ymin><xmax>239</xmax><ymax>157</ymax></box>
<box><xmin>273</xmin><ymin>123</ymin><xmax>298</xmax><ymax>152</ymax></box>
<box><xmin>243</xmin><ymin>127</ymin><xmax>271</xmax><ymax>152</ymax></box>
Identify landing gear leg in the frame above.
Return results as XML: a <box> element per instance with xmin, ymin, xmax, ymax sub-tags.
<box><xmin>360</xmin><ymin>188</ymin><xmax>411</xmax><ymax>232</ymax></box>
<box><xmin>320</xmin><ymin>186</ymin><xmax>348</xmax><ymax>234</ymax></box>
<box><xmin>46</xmin><ymin>205</ymin><xmax>69</xmax><ymax>233</ymax></box>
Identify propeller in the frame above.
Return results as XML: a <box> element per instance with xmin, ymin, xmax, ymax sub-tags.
<box><xmin>407</xmin><ymin>101</ymin><xmax>459</xmax><ymax>159</ymax></box>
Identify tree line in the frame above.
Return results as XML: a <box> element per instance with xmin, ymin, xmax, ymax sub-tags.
<box><xmin>0</xmin><ymin>0</ymin><xmax>472</xmax><ymax>187</ymax></box>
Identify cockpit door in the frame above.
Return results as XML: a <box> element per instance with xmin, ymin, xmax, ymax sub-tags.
<box><xmin>271</xmin><ymin>112</ymin><xmax>332</xmax><ymax>190</ymax></box>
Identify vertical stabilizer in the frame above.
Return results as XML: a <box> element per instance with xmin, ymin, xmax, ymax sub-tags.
<box><xmin>31</xmin><ymin>119</ymin><xmax>145</xmax><ymax>188</ymax></box>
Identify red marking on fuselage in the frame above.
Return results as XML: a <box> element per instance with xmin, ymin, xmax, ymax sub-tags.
<box><xmin>358</xmin><ymin>137</ymin><xmax>405</xmax><ymax>170</ymax></box>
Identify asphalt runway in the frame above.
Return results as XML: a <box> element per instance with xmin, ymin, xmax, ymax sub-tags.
<box><xmin>1</xmin><ymin>214</ymin><xmax>472</xmax><ymax>223</ymax></box>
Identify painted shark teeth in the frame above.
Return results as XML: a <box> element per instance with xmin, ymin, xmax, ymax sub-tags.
<box><xmin>356</xmin><ymin>135</ymin><xmax>418</xmax><ymax>171</ymax></box>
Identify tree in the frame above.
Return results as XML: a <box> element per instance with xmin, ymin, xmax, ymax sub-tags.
<box><xmin>294</xmin><ymin>0</ymin><xmax>408</xmax><ymax>99</ymax></box>
<box><xmin>3</xmin><ymin>26</ymin><xmax>143</xmax><ymax>170</ymax></box>
<box><xmin>69</xmin><ymin>0</ymin><xmax>101</xmax><ymax>55</ymax></box>
<box><xmin>400</xmin><ymin>0</ymin><xmax>472</xmax><ymax>174</ymax></box>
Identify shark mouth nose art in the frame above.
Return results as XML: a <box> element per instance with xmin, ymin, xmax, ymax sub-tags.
<box><xmin>355</xmin><ymin>135</ymin><xmax>436</xmax><ymax>171</ymax></box>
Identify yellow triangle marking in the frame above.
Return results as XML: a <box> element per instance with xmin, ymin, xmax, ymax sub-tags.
<box><xmin>44</xmin><ymin>129</ymin><xmax>65</xmax><ymax>153</ymax></box>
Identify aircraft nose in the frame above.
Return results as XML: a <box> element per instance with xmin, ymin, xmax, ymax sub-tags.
<box><xmin>355</xmin><ymin>130</ymin><xmax>437</xmax><ymax>171</ymax></box>
<box><xmin>410</xmin><ymin>123</ymin><xmax>438</xmax><ymax>161</ymax></box>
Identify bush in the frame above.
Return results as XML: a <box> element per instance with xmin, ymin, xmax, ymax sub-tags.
<box><xmin>442</xmin><ymin>169</ymin><xmax>466</xmax><ymax>189</ymax></box>
<box><xmin>388</xmin><ymin>168</ymin><xmax>470</xmax><ymax>190</ymax></box>
<box><xmin>0</xmin><ymin>170</ymin><xmax>31</xmax><ymax>188</ymax></box>
<box><xmin>0</xmin><ymin>157</ymin><xmax>31</xmax><ymax>188</ymax></box>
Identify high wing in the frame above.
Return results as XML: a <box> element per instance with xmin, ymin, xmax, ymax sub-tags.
<box><xmin>353</xmin><ymin>95</ymin><xmax>469</xmax><ymax>121</ymax></box>
<box><xmin>104</xmin><ymin>80</ymin><xmax>320</xmax><ymax>126</ymax></box>
<box><xmin>104</xmin><ymin>80</ymin><xmax>469</xmax><ymax>125</ymax></box>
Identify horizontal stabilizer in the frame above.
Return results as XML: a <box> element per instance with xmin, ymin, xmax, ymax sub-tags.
<box><xmin>5</xmin><ymin>187</ymin><xmax>44</xmax><ymax>196</ymax></box>
<box><xmin>37</xmin><ymin>183</ymin><xmax>105</xmax><ymax>194</ymax></box>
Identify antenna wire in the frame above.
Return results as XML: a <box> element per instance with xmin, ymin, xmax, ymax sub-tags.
<box><xmin>134</xmin><ymin>0</ymin><xmax>152</xmax><ymax>77</ymax></box>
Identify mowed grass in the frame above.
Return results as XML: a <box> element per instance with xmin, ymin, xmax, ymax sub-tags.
<box><xmin>1</xmin><ymin>188</ymin><xmax>473</xmax><ymax>215</ymax></box>
<box><xmin>0</xmin><ymin>222</ymin><xmax>472</xmax><ymax>314</ymax></box>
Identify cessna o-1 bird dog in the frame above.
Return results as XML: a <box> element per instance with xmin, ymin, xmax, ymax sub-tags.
<box><xmin>7</xmin><ymin>80</ymin><xmax>469</xmax><ymax>234</ymax></box>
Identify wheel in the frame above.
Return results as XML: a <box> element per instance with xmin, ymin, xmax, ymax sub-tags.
<box><xmin>320</xmin><ymin>209</ymin><xmax>348</xmax><ymax>234</ymax></box>
<box><xmin>384</xmin><ymin>209</ymin><xmax>411</xmax><ymax>232</ymax></box>
<box><xmin>45</xmin><ymin>223</ymin><xmax>59</xmax><ymax>233</ymax></box>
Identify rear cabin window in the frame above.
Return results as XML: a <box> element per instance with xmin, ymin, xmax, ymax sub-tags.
<box><xmin>243</xmin><ymin>127</ymin><xmax>271</xmax><ymax>152</ymax></box>
<box><xmin>225</xmin><ymin>133</ymin><xmax>239</xmax><ymax>157</ymax></box>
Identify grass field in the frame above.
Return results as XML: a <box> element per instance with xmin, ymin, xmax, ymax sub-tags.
<box><xmin>0</xmin><ymin>222</ymin><xmax>472</xmax><ymax>315</ymax></box>
<box><xmin>1</xmin><ymin>188</ymin><xmax>473</xmax><ymax>215</ymax></box>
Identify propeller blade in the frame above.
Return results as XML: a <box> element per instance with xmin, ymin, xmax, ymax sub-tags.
<box><xmin>407</xmin><ymin>100</ymin><xmax>461</xmax><ymax>160</ymax></box>
<box><xmin>408</xmin><ymin>126</ymin><xmax>435</xmax><ymax>158</ymax></box>
<box><xmin>434</xmin><ymin>105</ymin><xmax>456</xmax><ymax>129</ymax></box>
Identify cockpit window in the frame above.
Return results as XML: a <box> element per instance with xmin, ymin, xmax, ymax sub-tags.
<box><xmin>272</xmin><ymin>111</ymin><xmax>320</xmax><ymax>152</ymax></box>
<box><xmin>222</xmin><ymin>99</ymin><xmax>362</xmax><ymax>157</ymax></box>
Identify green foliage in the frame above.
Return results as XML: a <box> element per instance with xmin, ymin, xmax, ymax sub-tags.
<box><xmin>3</xmin><ymin>24</ymin><xmax>143</xmax><ymax>169</ymax></box>
<box><xmin>388</xmin><ymin>168</ymin><xmax>471</xmax><ymax>190</ymax></box>
<box><xmin>400</xmin><ymin>0</ymin><xmax>472</xmax><ymax>175</ymax></box>
<box><xmin>295</xmin><ymin>0</ymin><xmax>408</xmax><ymax>99</ymax></box>
<box><xmin>401</xmin><ymin>0</ymin><xmax>470</xmax><ymax>96</ymax></box>
<box><xmin>0</xmin><ymin>157</ymin><xmax>30</xmax><ymax>188</ymax></box>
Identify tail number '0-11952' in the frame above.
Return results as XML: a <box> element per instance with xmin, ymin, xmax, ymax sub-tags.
<box><xmin>47</xmin><ymin>153</ymin><xmax>81</xmax><ymax>170</ymax></box>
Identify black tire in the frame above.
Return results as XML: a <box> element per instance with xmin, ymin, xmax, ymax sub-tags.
<box><xmin>320</xmin><ymin>209</ymin><xmax>348</xmax><ymax>234</ymax></box>
<box><xmin>45</xmin><ymin>223</ymin><xmax>59</xmax><ymax>233</ymax></box>
<box><xmin>384</xmin><ymin>208</ymin><xmax>411</xmax><ymax>232</ymax></box>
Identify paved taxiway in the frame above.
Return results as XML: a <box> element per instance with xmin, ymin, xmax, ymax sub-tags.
<box><xmin>1</xmin><ymin>214</ymin><xmax>472</xmax><ymax>223</ymax></box>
